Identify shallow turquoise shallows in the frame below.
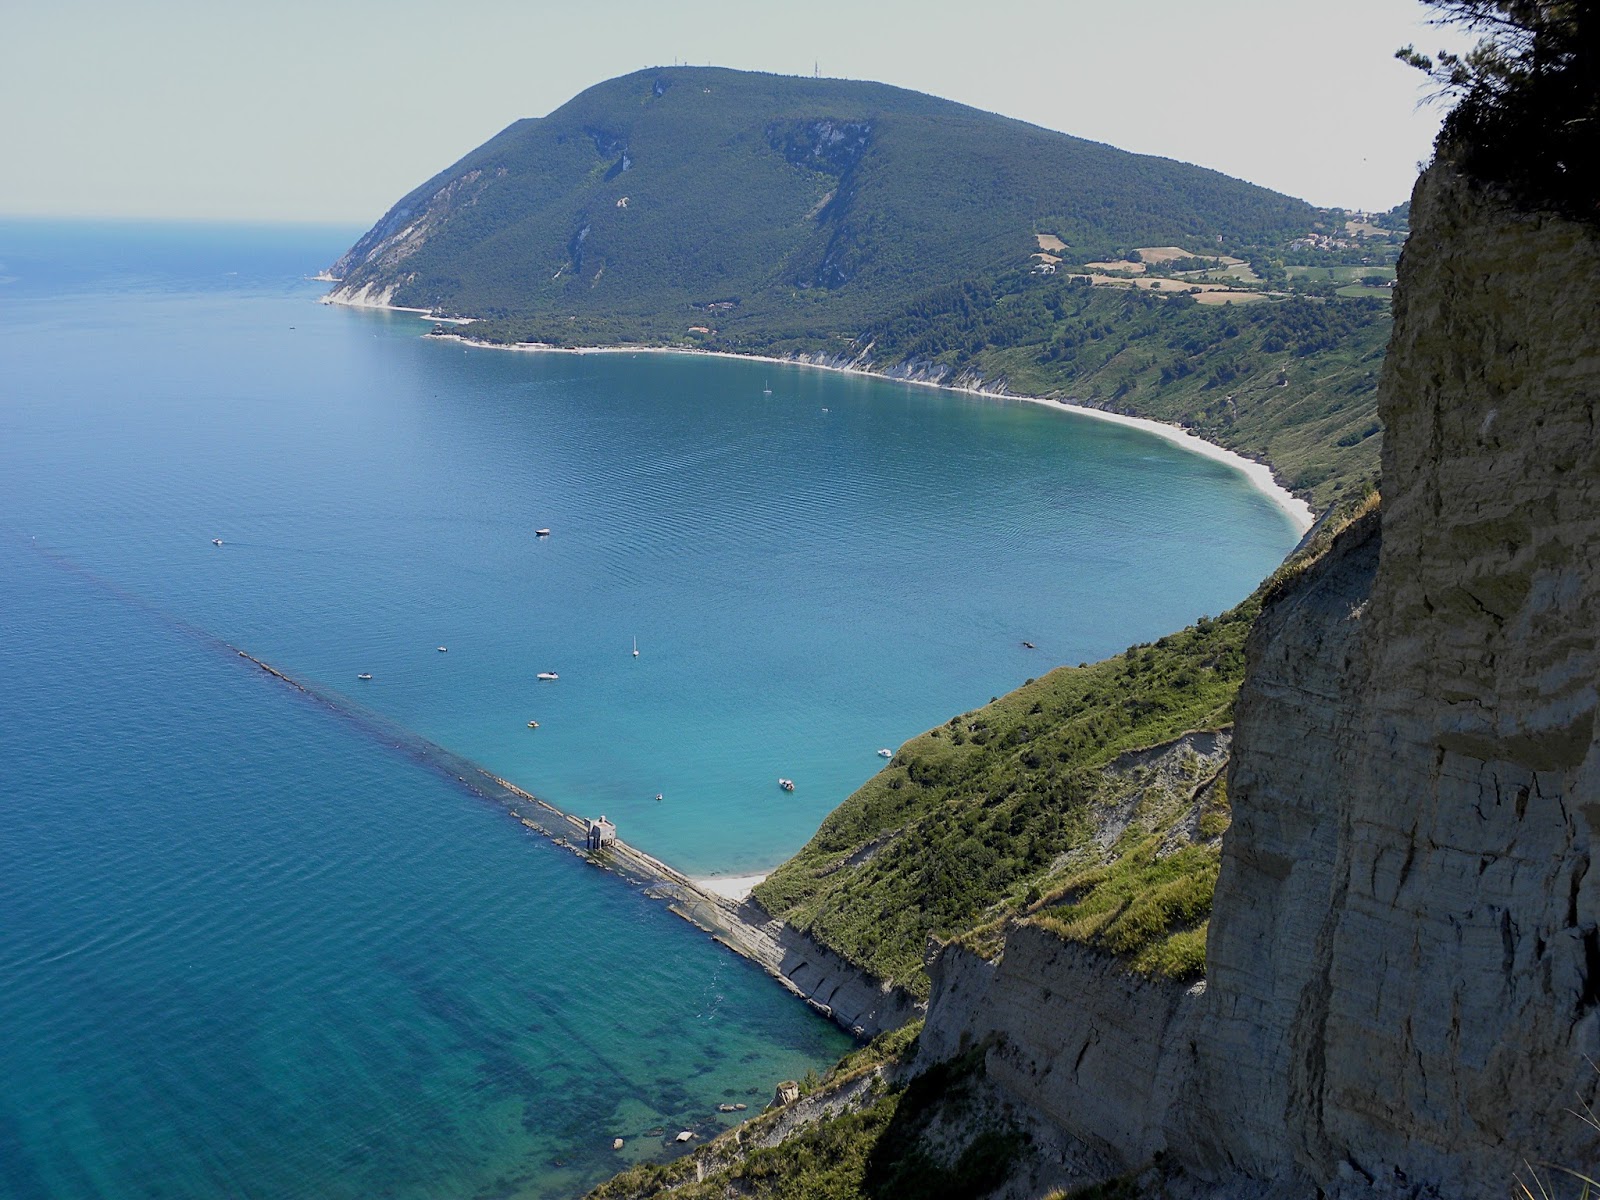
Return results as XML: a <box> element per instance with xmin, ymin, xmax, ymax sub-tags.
<box><xmin>0</xmin><ymin>220</ymin><xmax>1300</xmax><ymax>1200</ymax></box>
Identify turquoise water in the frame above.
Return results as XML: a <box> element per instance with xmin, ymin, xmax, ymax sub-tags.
<box><xmin>0</xmin><ymin>220</ymin><xmax>1299</xmax><ymax>1199</ymax></box>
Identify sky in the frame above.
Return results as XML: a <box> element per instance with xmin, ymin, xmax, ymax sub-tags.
<box><xmin>0</xmin><ymin>0</ymin><xmax>1469</xmax><ymax>225</ymax></box>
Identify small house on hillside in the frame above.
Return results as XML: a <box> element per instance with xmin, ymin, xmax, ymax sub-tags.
<box><xmin>587</xmin><ymin>816</ymin><xmax>616</xmax><ymax>852</ymax></box>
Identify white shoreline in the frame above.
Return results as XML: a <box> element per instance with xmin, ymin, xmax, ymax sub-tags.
<box><xmin>321</xmin><ymin>295</ymin><xmax>1313</xmax><ymax>532</ymax></box>
<box><xmin>693</xmin><ymin>873</ymin><xmax>770</xmax><ymax>901</ymax></box>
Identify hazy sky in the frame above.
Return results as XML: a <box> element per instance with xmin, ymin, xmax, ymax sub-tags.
<box><xmin>0</xmin><ymin>0</ymin><xmax>1466</xmax><ymax>225</ymax></box>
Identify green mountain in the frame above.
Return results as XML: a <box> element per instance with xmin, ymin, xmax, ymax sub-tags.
<box><xmin>331</xmin><ymin>67</ymin><xmax>1398</xmax><ymax>509</ymax></box>
<box><xmin>328</xmin><ymin>66</ymin><xmax>1316</xmax><ymax>341</ymax></box>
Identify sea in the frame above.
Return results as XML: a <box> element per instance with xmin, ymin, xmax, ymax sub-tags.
<box><xmin>0</xmin><ymin>219</ymin><xmax>1302</xmax><ymax>1199</ymax></box>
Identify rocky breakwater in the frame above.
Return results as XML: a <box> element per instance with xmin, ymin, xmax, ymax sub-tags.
<box><xmin>1190</xmin><ymin>162</ymin><xmax>1600</xmax><ymax>1193</ymax></box>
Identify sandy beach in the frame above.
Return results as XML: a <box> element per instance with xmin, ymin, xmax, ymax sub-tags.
<box><xmin>366</xmin><ymin>324</ymin><xmax>1315</xmax><ymax>533</ymax></box>
<box><xmin>693</xmin><ymin>873</ymin><xmax>770</xmax><ymax>902</ymax></box>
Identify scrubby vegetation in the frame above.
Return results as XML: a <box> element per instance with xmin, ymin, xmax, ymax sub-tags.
<box><xmin>754</xmin><ymin>595</ymin><xmax>1256</xmax><ymax>998</ymax></box>
<box><xmin>854</xmin><ymin>280</ymin><xmax>1391</xmax><ymax>508</ymax></box>
<box><xmin>1030</xmin><ymin>833</ymin><xmax>1220</xmax><ymax>980</ymax></box>
<box><xmin>335</xmin><ymin>67</ymin><xmax>1319</xmax><ymax>343</ymax></box>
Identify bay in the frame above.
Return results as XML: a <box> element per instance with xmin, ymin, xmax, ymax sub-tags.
<box><xmin>0</xmin><ymin>219</ymin><xmax>1299</xmax><ymax>1199</ymax></box>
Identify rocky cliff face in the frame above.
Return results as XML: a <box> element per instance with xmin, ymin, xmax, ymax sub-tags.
<box><xmin>919</xmin><ymin>162</ymin><xmax>1600</xmax><ymax>1196</ymax></box>
<box><xmin>1192</xmin><ymin>162</ymin><xmax>1600</xmax><ymax>1194</ymax></box>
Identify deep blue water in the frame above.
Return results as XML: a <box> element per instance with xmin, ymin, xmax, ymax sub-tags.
<box><xmin>0</xmin><ymin>219</ymin><xmax>1299</xmax><ymax>1199</ymax></box>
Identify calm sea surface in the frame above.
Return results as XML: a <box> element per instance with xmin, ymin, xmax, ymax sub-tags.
<box><xmin>0</xmin><ymin>220</ymin><xmax>1299</xmax><ymax>1199</ymax></box>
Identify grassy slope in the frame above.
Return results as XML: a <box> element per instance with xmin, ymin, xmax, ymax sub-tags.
<box><xmin>587</xmin><ymin>1033</ymin><xmax>1024</xmax><ymax>1200</ymax></box>
<box><xmin>753</xmin><ymin>599</ymin><xmax>1255</xmax><ymax>999</ymax></box>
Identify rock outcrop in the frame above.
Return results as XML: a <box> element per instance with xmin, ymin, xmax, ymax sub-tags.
<box><xmin>919</xmin><ymin>927</ymin><xmax>1192</xmax><ymax>1179</ymax></box>
<box><xmin>916</xmin><ymin>162</ymin><xmax>1600</xmax><ymax>1196</ymax></box>
<box><xmin>708</xmin><ymin>898</ymin><xmax>923</xmax><ymax>1039</ymax></box>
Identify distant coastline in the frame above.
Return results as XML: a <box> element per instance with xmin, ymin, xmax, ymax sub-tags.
<box><xmin>319</xmin><ymin>295</ymin><xmax>1314</xmax><ymax>533</ymax></box>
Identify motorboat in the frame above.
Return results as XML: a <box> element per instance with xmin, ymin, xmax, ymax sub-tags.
<box><xmin>877</xmin><ymin>748</ymin><xmax>893</xmax><ymax>758</ymax></box>
<box><xmin>632</xmin><ymin>636</ymin><xmax>639</xmax><ymax>658</ymax></box>
<box><xmin>527</xmin><ymin>720</ymin><xmax>540</xmax><ymax>729</ymax></box>
<box><xmin>211</xmin><ymin>538</ymin><xmax>223</xmax><ymax>546</ymax></box>
<box><xmin>437</xmin><ymin>646</ymin><xmax>448</xmax><ymax>653</ymax></box>
<box><xmin>778</xmin><ymin>778</ymin><xmax>795</xmax><ymax>792</ymax></box>
<box><xmin>537</xmin><ymin>671</ymin><xmax>559</xmax><ymax>681</ymax></box>
<box><xmin>357</xmin><ymin>673</ymin><xmax>373</xmax><ymax>681</ymax></box>
<box><xmin>535</xmin><ymin>528</ymin><xmax>551</xmax><ymax>537</ymax></box>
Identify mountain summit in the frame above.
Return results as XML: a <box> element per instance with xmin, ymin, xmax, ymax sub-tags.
<box><xmin>326</xmin><ymin>67</ymin><xmax>1314</xmax><ymax>342</ymax></box>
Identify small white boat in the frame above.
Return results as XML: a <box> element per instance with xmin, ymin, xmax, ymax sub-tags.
<box><xmin>357</xmin><ymin>673</ymin><xmax>373</xmax><ymax>681</ymax></box>
<box><xmin>778</xmin><ymin>778</ymin><xmax>795</xmax><ymax>792</ymax></box>
<box><xmin>527</xmin><ymin>720</ymin><xmax>539</xmax><ymax>729</ymax></box>
<box><xmin>537</xmin><ymin>671</ymin><xmax>559</xmax><ymax>681</ymax></box>
<box><xmin>763</xmin><ymin>380</ymin><xmax>772</xmax><ymax>395</ymax></box>
<box><xmin>535</xmin><ymin>528</ymin><xmax>551</xmax><ymax>538</ymax></box>
<box><xmin>877</xmin><ymin>748</ymin><xmax>893</xmax><ymax>758</ymax></box>
<box><xmin>211</xmin><ymin>538</ymin><xmax>223</xmax><ymax>546</ymax></box>
<box><xmin>655</xmin><ymin>792</ymin><xmax>664</xmax><ymax>802</ymax></box>
<box><xmin>632</xmin><ymin>636</ymin><xmax>639</xmax><ymax>658</ymax></box>
<box><xmin>437</xmin><ymin>646</ymin><xmax>448</xmax><ymax>653</ymax></box>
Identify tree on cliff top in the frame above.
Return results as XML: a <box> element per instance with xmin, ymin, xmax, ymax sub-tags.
<box><xmin>1399</xmin><ymin>1</ymin><xmax>1596</xmax><ymax>220</ymax></box>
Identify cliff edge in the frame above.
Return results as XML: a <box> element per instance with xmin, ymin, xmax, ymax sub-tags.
<box><xmin>1184</xmin><ymin>160</ymin><xmax>1600</xmax><ymax>1193</ymax></box>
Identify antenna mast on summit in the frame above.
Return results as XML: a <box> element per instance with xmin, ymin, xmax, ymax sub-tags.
<box><xmin>814</xmin><ymin>60</ymin><xmax>819</xmax><ymax>78</ymax></box>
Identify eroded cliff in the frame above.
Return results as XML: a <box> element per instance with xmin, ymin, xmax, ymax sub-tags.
<box><xmin>918</xmin><ymin>161</ymin><xmax>1600</xmax><ymax>1198</ymax></box>
<box><xmin>1188</xmin><ymin>162</ymin><xmax>1600</xmax><ymax>1194</ymax></box>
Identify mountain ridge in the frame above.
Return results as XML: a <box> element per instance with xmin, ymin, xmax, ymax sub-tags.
<box><xmin>326</xmin><ymin>66</ymin><xmax>1319</xmax><ymax>337</ymax></box>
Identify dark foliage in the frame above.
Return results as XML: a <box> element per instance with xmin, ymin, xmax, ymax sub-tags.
<box><xmin>1399</xmin><ymin>2</ymin><xmax>1598</xmax><ymax>220</ymax></box>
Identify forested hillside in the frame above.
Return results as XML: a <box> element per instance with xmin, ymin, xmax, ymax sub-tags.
<box><xmin>329</xmin><ymin>66</ymin><xmax>1318</xmax><ymax>343</ymax></box>
<box><xmin>852</xmin><ymin>282</ymin><xmax>1392</xmax><ymax>509</ymax></box>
